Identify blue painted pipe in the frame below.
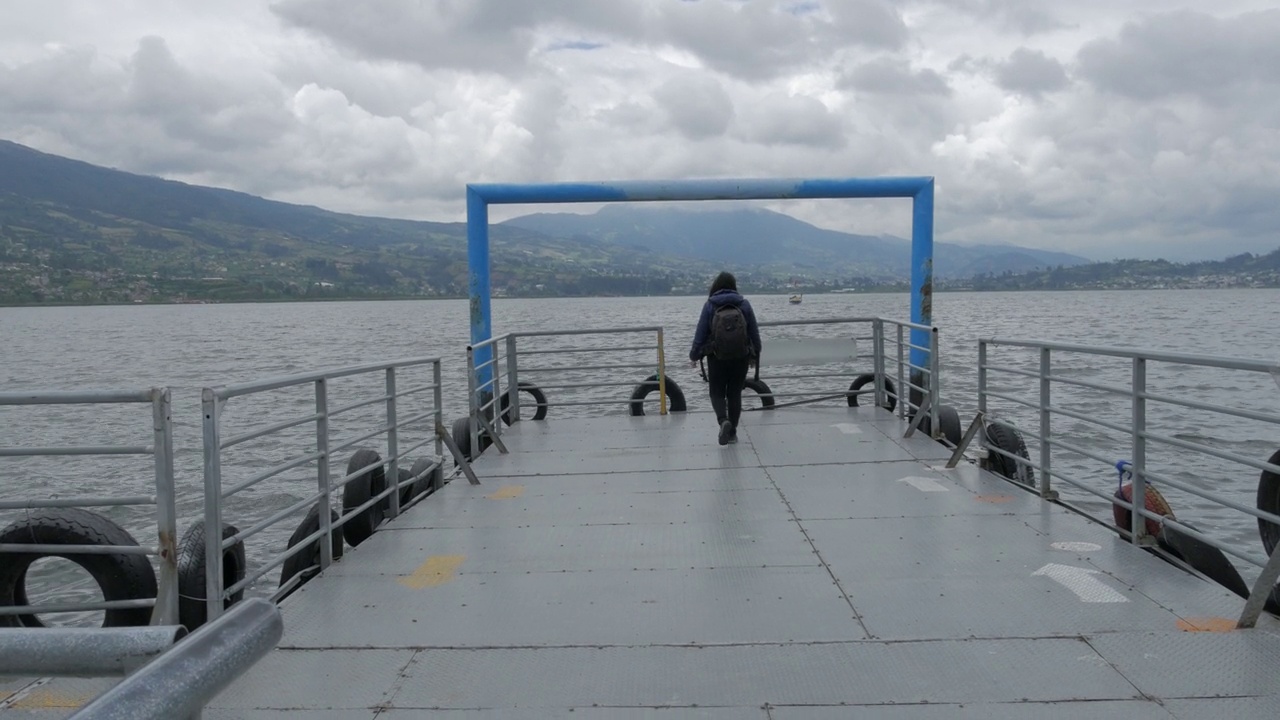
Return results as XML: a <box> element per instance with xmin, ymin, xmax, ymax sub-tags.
<box><xmin>466</xmin><ymin>177</ymin><xmax>936</xmax><ymax>391</ymax></box>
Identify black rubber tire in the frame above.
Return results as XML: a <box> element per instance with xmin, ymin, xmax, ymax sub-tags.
<box><xmin>342</xmin><ymin>448</ymin><xmax>387</xmax><ymax>547</ymax></box>
<box><xmin>916</xmin><ymin>405</ymin><xmax>962</xmax><ymax>446</ymax></box>
<box><xmin>452</xmin><ymin>416</ymin><xmax>473</xmax><ymax>460</ymax></box>
<box><xmin>1158</xmin><ymin>522</ymin><xmax>1251</xmax><ymax>599</ymax></box>
<box><xmin>847</xmin><ymin>374</ymin><xmax>896</xmax><ymax>412</ymax></box>
<box><xmin>411</xmin><ymin>457</ymin><xmax>442</xmax><ymax>498</ymax></box>
<box><xmin>1258</xmin><ymin>448</ymin><xmax>1280</xmax><ymax>557</ymax></box>
<box><xmin>500</xmin><ymin>382</ymin><xmax>549</xmax><ymax>424</ymax></box>
<box><xmin>176</xmin><ymin>520</ymin><xmax>246</xmax><ymax>631</ymax></box>
<box><xmin>397</xmin><ymin>467</ymin><xmax>414</xmax><ymax>506</ymax></box>
<box><xmin>629</xmin><ymin>374</ymin><xmax>687</xmax><ymax>416</ymax></box>
<box><xmin>985</xmin><ymin>422</ymin><xmax>1035</xmax><ymax>486</ymax></box>
<box><xmin>744</xmin><ymin>377</ymin><xmax>775</xmax><ymax>408</ymax></box>
<box><xmin>0</xmin><ymin>508</ymin><xmax>157</xmax><ymax>627</ymax></box>
<box><xmin>278</xmin><ymin>504</ymin><xmax>343</xmax><ymax>597</ymax></box>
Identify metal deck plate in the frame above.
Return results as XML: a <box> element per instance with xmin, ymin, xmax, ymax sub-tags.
<box><xmin>393</xmin><ymin>485</ymin><xmax>786</xmax><ymax>529</ymax></box>
<box><xmin>769</xmin><ymin>700</ymin><xmax>1177</xmax><ymax>719</ymax></box>
<box><xmin>769</xmin><ymin>461</ymin><xmax>1047</xmax><ymax>519</ymax></box>
<box><xmin>325</xmin><ymin>519</ymin><xmax>816</xmax><ymax>575</ymax></box>
<box><xmin>209</xmin><ymin>648</ymin><xmax>413</xmax><ymax>710</ymax></box>
<box><xmin>383</xmin><ymin>639</ymin><xmax>1137</xmax><ymax>709</ymax></box>
<box><xmin>277</xmin><ymin>565</ymin><xmax>862</xmax><ymax>647</ymax></box>
<box><xmin>204</xmin><ymin>407</ymin><xmax>1280</xmax><ymax>718</ymax></box>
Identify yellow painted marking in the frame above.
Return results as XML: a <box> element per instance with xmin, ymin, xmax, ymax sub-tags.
<box><xmin>11</xmin><ymin>689</ymin><xmax>93</xmax><ymax>709</ymax></box>
<box><xmin>487</xmin><ymin>485</ymin><xmax>524</xmax><ymax>500</ymax></box>
<box><xmin>398</xmin><ymin>554</ymin><xmax>466</xmax><ymax>589</ymax></box>
<box><xmin>1177</xmin><ymin>617</ymin><xmax>1237</xmax><ymax>633</ymax></box>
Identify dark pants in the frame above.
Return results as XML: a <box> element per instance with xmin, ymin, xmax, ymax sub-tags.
<box><xmin>706</xmin><ymin>356</ymin><xmax>750</xmax><ymax>431</ymax></box>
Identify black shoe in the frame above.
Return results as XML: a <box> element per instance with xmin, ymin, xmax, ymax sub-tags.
<box><xmin>718</xmin><ymin>420</ymin><xmax>733</xmax><ymax>446</ymax></box>
<box><xmin>727</xmin><ymin>430</ymin><xmax>738</xmax><ymax>444</ymax></box>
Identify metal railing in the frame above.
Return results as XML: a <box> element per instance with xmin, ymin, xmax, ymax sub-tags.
<box><xmin>978</xmin><ymin>337</ymin><xmax>1280</xmax><ymax>626</ymax></box>
<box><xmin>466</xmin><ymin>327</ymin><xmax>669</xmax><ymax>451</ymax></box>
<box><xmin>0</xmin><ymin>389</ymin><xmax>178</xmax><ymax>626</ymax></box>
<box><xmin>200</xmin><ymin>357</ymin><xmax>446</xmax><ymax>622</ymax></box>
<box><xmin>462</xmin><ymin>318</ymin><xmax>944</xmax><ymax>450</ymax></box>
<box><xmin>67</xmin><ymin>597</ymin><xmax>282</xmax><ymax>720</ymax></box>
<box><xmin>744</xmin><ymin>318</ymin><xmax>941</xmax><ymax>435</ymax></box>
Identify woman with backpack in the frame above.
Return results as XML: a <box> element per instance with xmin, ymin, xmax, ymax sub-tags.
<box><xmin>689</xmin><ymin>271</ymin><xmax>762</xmax><ymax>445</ymax></box>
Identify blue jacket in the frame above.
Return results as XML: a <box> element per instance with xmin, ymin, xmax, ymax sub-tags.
<box><xmin>689</xmin><ymin>289</ymin><xmax>762</xmax><ymax>361</ymax></box>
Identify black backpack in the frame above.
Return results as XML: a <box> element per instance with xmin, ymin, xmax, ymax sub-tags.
<box><xmin>709</xmin><ymin>304</ymin><xmax>752</xmax><ymax>360</ymax></box>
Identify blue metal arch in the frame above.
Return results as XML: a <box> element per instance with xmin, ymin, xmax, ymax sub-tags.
<box><xmin>466</xmin><ymin>176</ymin><xmax>935</xmax><ymax>387</ymax></box>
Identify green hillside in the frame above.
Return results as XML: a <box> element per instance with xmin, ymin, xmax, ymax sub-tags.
<box><xmin>0</xmin><ymin>140</ymin><xmax>713</xmax><ymax>304</ymax></box>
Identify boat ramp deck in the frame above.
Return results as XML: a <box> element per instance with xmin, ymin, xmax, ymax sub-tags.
<box><xmin>203</xmin><ymin>405</ymin><xmax>1280</xmax><ymax>718</ymax></box>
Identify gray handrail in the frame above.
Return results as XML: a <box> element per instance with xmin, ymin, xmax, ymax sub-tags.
<box><xmin>66</xmin><ymin>598</ymin><xmax>282</xmax><ymax>720</ymax></box>
<box><xmin>0</xmin><ymin>625</ymin><xmax>186</xmax><ymax>677</ymax></box>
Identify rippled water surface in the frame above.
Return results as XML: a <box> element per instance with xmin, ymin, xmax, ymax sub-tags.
<box><xmin>2</xmin><ymin>289</ymin><xmax>1278</xmax><ymax>622</ymax></box>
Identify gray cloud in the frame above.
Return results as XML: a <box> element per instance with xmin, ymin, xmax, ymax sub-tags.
<box><xmin>839</xmin><ymin>58</ymin><xmax>950</xmax><ymax>96</ymax></box>
<box><xmin>3</xmin><ymin>1</ymin><xmax>1280</xmax><ymax>260</ymax></box>
<box><xmin>738</xmin><ymin>93</ymin><xmax>844</xmax><ymax>148</ymax></box>
<box><xmin>272</xmin><ymin>0</ymin><xmax>907</xmax><ymax>81</ymax></box>
<box><xmin>994</xmin><ymin>48</ymin><xmax>1069</xmax><ymax>97</ymax></box>
<box><xmin>933</xmin><ymin>0</ymin><xmax>1069</xmax><ymax>35</ymax></box>
<box><xmin>1077</xmin><ymin>9</ymin><xmax>1280</xmax><ymax>101</ymax></box>
<box><xmin>653</xmin><ymin>74</ymin><xmax>735</xmax><ymax>140</ymax></box>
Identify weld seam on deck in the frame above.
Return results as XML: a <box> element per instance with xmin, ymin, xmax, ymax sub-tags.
<box><xmin>1080</xmin><ymin>634</ymin><xmax>1155</xmax><ymax>702</ymax></box>
<box><xmin>276</xmin><ymin>636</ymin><xmax>1113</xmax><ymax>652</ymax></box>
<box><xmin>376</xmin><ymin>650</ymin><xmax>422</xmax><ymax>713</ymax></box>
<box><xmin>470</xmin><ymin>456</ymin><xmax>946</xmax><ymax>479</ymax></box>
<box><xmin>751</xmin><ymin>439</ymin><xmax>872</xmax><ymax>639</ymax></box>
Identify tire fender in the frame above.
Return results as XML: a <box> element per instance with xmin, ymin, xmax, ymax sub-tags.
<box><xmin>342</xmin><ymin>448</ymin><xmax>387</xmax><ymax>547</ymax></box>
<box><xmin>984</xmin><ymin>422</ymin><xmax>1035</xmax><ymax>486</ymax></box>
<box><xmin>0</xmin><ymin>508</ymin><xmax>157</xmax><ymax>627</ymax></box>
<box><xmin>278</xmin><ymin>504</ymin><xmax>343</xmax><ymax>598</ymax></box>
<box><xmin>744</xmin><ymin>377</ymin><xmax>775</xmax><ymax>408</ymax></box>
<box><xmin>176</xmin><ymin>520</ymin><xmax>246</xmax><ymax>631</ymax></box>
<box><xmin>1157</xmin><ymin>522</ymin><xmax>1250</xmax><ymax>599</ymax></box>
<box><xmin>847</xmin><ymin>373</ymin><xmax>896</xmax><ymax>412</ymax></box>
<box><xmin>500</xmin><ymin>381</ymin><xmax>549</xmax><ymax>424</ymax></box>
<box><xmin>915</xmin><ymin>405</ymin><xmax>962</xmax><ymax>446</ymax></box>
<box><xmin>629</xmin><ymin>374</ymin><xmax>687</xmax><ymax>416</ymax></box>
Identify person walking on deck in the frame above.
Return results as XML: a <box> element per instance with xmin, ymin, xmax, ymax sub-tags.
<box><xmin>689</xmin><ymin>271</ymin><xmax>762</xmax><ymax>445</ymax></box>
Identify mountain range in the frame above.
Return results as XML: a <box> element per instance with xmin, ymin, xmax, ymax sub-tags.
<box><xmin>3</xmin><ymin>138</ymin><xmax>1262</xmax><ymax>305</ymax></box>
<box><xmin>501</xmin><ymin>205</ymin><xmax>1088</xmax><ymax>280</ymax></box>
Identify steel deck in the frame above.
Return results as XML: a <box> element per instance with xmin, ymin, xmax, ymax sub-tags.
<box><xmin>190</xmin><ymin>405</ymin><xmax>1280</xmax><ymax>718</ymax></box>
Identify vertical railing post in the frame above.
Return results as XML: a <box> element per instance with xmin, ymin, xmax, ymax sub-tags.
<box><xmin>385</xmin><ymin>367</ymin><xmax>400</xmax><ymax>519</ymax></box>
<box><xmin>200</xmin><ymin>388</ymin><xmax>225</xmax><ymax>624</ymax></box>
<box><xmin>977</xmin><ymin>341</ymin><xmax>988</xmax><ymax>416</ymax></box>
<box><xmin>490</xmin><ymin>342</ymin><xmax>503</xmax><ymax>439</ymax></box>
<box><xmin>1131</xmin><ymin>357</ymin><xmax>1149</xmax><ymax>545</ymax></box>
<box><xmin>1039</xmin><ymin>347</ymin><xmax>1052</xmax><ymax>498</ymax></box>
<box><xmin>657</xmin><ymin>328</ymin><xmax>668</xmax><ymax>415</ymax></box>
<box><xmin>928</xmin><ymin>328</ymin><xmax>940</xmax><ymax>438</ymax></box>
<box><xmin>432</xmin><ymin>359</ymin><xmax>444</xmax><ymax>492</ymax></box>
<box><xmin>315</xmin><ymin>378</ymin><xmax>333</xmax><ymax>569</ymax></box>
<box><xmin>895</xmin><ymin>324</ymin><xmax>906</xmax><ymax>420</ymax></box>
<box><xmin>466</xmin><ymin>346</ymin><xmax>479</xmax><ymax>457</ymax></box>
<box><xmin>872</xmin><ymin>320</ymin><xmax>885</xmax><ymax>409</ymax></box>
<box><xmin>150</xmin><ymin>388</ymin><xmax>178</xmax><ymax>626</ymax></box>
<box><xmin>506</xmin><ymin>335</ymin><xmax>520</xmax><ymax>424</ymax></box>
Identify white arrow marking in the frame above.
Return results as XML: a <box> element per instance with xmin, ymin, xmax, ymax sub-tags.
<box><xmin>832</xmin><ymin>423</ymin><xmax>862</xmax><ymax>435</ymax></box>
<box><xmin>1032</xmin><ymin>563</ymin><xmax>1129</xmax><ymax>603</ymax></box>
<box><xmin>896</xmin><ymin>476</ymin><xmax>949</xmax><ymax>492</ymax></box>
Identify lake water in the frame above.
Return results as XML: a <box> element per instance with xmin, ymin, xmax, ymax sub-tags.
<box><xmin>3</xmin><ymin>289</ymin><xmax>1279</xmax><ymax>622</ymax></box>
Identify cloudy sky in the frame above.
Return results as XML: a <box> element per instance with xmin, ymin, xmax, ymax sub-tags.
<box><xmin>3</xmin><ymin>1</ymin><xmax>1278</xmax><ymax>261</ymax></box>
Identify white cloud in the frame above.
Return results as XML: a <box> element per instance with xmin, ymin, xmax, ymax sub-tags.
<box><xmin>1</xmin><ymin>0</ymin><xmax>1279</xmax><ymax>261</ymax></box>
